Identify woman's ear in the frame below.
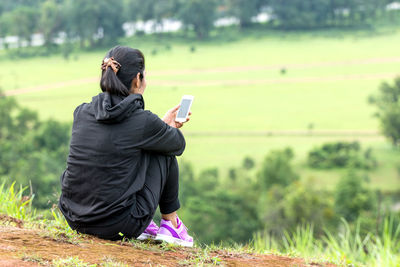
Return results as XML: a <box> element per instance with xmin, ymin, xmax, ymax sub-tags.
<box><xmin>131</xmin><ymin>73</ymin><xmax>141</xmax><ymax>88</ymax></box>
<box><xmin>129</xmin><ymin>72</ymin><xmax>144</xmax><ymax>94</ymax></box>
<box><xmin>136</xmin><ymin>72</ymin><xmax>141</xmax><ymax>84</ymax></box>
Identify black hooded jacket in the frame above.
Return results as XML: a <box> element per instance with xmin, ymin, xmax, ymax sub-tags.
<box><xmin>59</xmin><ymin>92</ymin><xmax>185</xmax><ymax>226</ymax></box>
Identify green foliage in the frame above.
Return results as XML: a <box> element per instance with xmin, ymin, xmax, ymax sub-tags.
<box><xmin>242</xmin><ymin>156</ymin><xmax>255</xmax><ymax>170</ymax></box>
<box><xmin>7</xmin><ymin>6</ymin><xmax>39</xmax><ymax>46</ymax></box>
<box><xmin>125</xmin><ymin>0</ymin><xmax>179</xmax><ymax>24</ymax></box>
<box><xmin>308</xmin><ymin>141</ymin><xmax>377</xmax><ymax>169</ymax></box>
<box><xmin>177</xmin><ymin>160</ymin><xmax>196</xmax><ymax>206</ymax></box>
<box><xmin>39</xmin><ymin>0</ymin><xmax>64</xmax><ymax>48</ymax></box>
<box><xmin>33</xmin><ymin>119</ymin><xmax>70</xmax><ymax>151</ymax></box>
<box><xmin>0</xmin><ymin>181</ymin><xmax>35</xmax><ymax>221</ymax></box>
<box><xmin>183</xmin><ymin>188</ymin><xmax>261</xmax><ymax>244</ymax></box>
<box><xmin>180</xmin><ymin>161</ymin><xmax>261</xmax><ymax>244</ymax></box>
<box><xmin>227</xmin><ymin>0</ymin><xmax>264</xmax><ymax>28</ymax></box>
<box><xmin>64</xmin><ymin>0</ymin><xmax>125</xmax><ymax>47</ymax></box>
<box><xmin>369</xmin><ymin>76</ymin><xmax>400</xmax><ymax>146</ymax></box>
<box><xmin>177</xmin><ymin>0</ymin><xmax>217</xmax><ymax>38</ymax></box>
<box><xmin>258</xmin><ymin>180</ymin><xmax>336</xmax><ymax>236</ymax></box>
<box><xmin>269</xmin><ymin>0</ymin><xmax>389</xmax><ymax>29</ymax></box>
<box><xmin>334</xmin><ymin>169</ymin><xmax>375</xmax><ymax>222</ymax></box>
<box><xmin>255</xmin><ymin>148</ymin><xmax>338</xmax><ymax>237</ymax></box>
<box><xmin>0</xmin><ymin>12</ymin><xmax>13</xmax><ymax>38</ymax></box>
<box><xmin>257</xmin><ymin>147</ymin><xmax>298</xmax><ymax>189</ymax></box>
<box><xmin>0</xmin><ymin>93</ymin><xmax>70</xmax><ymax>209</ymax></box>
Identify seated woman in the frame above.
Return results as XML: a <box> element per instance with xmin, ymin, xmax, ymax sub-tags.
<box><xmin>58</xmin><ymin>45</ymin><xmax>193</xmax><ymax>247</ymax></box>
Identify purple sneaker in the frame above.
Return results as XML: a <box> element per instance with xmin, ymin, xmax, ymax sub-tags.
<box><xmin>155</xmin><ymin>216</ymin><xmax>193</xmax><ymax>247</ymax></box>
<box><xmin>137</xmin><ymin>220</ymin><xmax>159</xmax><ymax>240</ymax></box>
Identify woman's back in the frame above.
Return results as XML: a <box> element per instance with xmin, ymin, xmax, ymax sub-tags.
<box><xmin>59</xmin><ymin>92</ymin><xmax>185</xmax><ymax>226</ymax></box>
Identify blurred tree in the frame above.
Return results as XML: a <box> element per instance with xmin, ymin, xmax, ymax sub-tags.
<box><xmin>0</xmin><ymin>93</ymin><xmax>39</xmax><ymax>141</ymax></box>
<box><xmin>196</xmin><ymin>167</ymin><xmax>219</xmax><ymax>192</ymax></box>
<box><xmin>178</xmin><ymin>160</ymin><xmax>197</xmax><ymax>206</ymax></box>
<box><xmin>369</xmin><ymin>77</ymin><xmax>400</xmax><ymax>147</ymax></box>
<box><xmin>308</xmin><ymin>141</ymin><xmax>377</xmax><ymax>169</ymax></box>
<box><xmin>125</xmin><ymin>0</ymin><xmax>179</xmax><ymax>31</ymax></box>
<box><xmin>0</xmin><ymin>13</ymin><xmax>12</xmax><ymax>40</ymax></box>
<box><xmin>39</xmin><ymin>0</ymin><xmax>63</xmax><ymax>49</ymax></box>
<box><xmin>242</xmin><ymin>156</ymin><xmax>255</xmax><ymax>170</ymax></box>
<box><xmin>257</xmin><ymin>147</ymin><xmax>299</xmax><ymax>189</ymax></box>
<box><xmin>268</xmin><ymin>0</ymin><xmax>388</xmax><ymax>29</ymax></box>
<box><xmin>0</xmin><ymin>0</ymin><xmax>42</xmax><ymax>14</ymax></box>
<box><xmin>269</xmin><ymin>0</ymin><xmax>330</xmax><ymax>29</ymax></box>
<box><xmin>96</xmin><ymin>0</ymin><xmax>125</xmax><ymax>45</ymax></box>
<box><xmin>228</xmin><ymin>167</ymin><xmax>237</xmax><ymax>180</ymax></box>
<box><xmin>179</xmin><ymin>157</ymin><xmax>262</xmax><ymax>244</ymax></box>
<box><xmin>8</xmin><ymin>6</ymin><xmax>39</xmax><ymax>47</ymax></box>
<box><xmin>183</xmin><ymin>188</ymin><xmax>261</xmax><ymax>244</ymax></box>
<box><xmin>177</xmin><ymin>0</ymin><xmax>217</xmax><ymax>38</ymax></box>
<box><xmin>32</xmin><ymin>119</ymin><xmax>70</xmax><ymax>152</ymax></box>
<box><xmin>227</xmin><ymin>0</ymin><xmax>264</xmax><ymax>28</ymax></box>
<box><xmin>0</xmin><ymin>92</ymin><xmax>70</xmax><ymax>209</ymax></box>
<box><xmin>64</xmin><ymin>0</ymin><xmax>124</xmax><ymax>47</ymax></box>
<box><xmin>258</xmin><ymin>180</ymin><xmax>336</xmax><ymax>236</ymax></box>
<box><xmin>334</xmin><ymin>169</ymin><xmax>375</xmax><ymax>222</ymax></box>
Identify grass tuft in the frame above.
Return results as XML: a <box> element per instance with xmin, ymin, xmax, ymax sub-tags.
<box><xmin>251</xmin><ymin>216</ymin><xmax>400</xmax><ymax>266</ymax></box>
<box><xmin>0</xmin><ymin>181</ymin><xmax>35</xmax><ymax>221</ymax></box>
<box><xmin>52</xmin><ymin>256</ymin><xmax>96</xmax><ymax>267</ymax></box>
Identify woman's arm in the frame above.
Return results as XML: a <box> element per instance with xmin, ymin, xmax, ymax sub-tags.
<box><xmin>136</xmin><ymin>108</ymin><xmax>188</xmax><ymax>156</ymax></box>
<box><xmin>162</xmin><ymin>105</ymin><xmax>190</xmax><ymax>129</ymax></box>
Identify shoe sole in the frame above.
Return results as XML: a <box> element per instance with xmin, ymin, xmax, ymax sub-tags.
<box><xmin>137</xmin><ymin>233</ymin><xmax>156</xmax><ymax>241</ymax></box>
<box><xmin>154</xmin><ymin>234</ymin><xmax>193</xmax><ymax>247</ymax></box>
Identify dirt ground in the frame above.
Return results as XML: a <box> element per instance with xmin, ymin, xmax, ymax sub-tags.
<box><xmin>0</xmin><ymin>217</ymin><xmax>337</xmax><ymax>267</ymax></box>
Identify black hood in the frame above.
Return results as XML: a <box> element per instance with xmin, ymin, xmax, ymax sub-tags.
<box><xmin>92</xmin><ymin>92</ymin><xmax>144</xmax><ymax>123</ymax></box>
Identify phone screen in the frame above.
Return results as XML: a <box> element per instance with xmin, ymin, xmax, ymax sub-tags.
<box><xmin>177</xmin><ymin>99</ymin><xmax>192</xmax><ymax>118</ymax></box>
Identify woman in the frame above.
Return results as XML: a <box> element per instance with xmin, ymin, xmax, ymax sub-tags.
<box><xmin>58</xmin><ymin>45</ymin><xmax>193</xmax><ymax>247</ymax></box>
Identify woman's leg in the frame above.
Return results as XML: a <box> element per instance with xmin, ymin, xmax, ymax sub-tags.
<box><xmin>133</xmin><ymin>153</ymin><xmax>180</xmax><ymax>230</ymax></box>
<box><xmin>137</xmin><ymin>154</ymin><xmax>193</xmax><ymax>246</ymax></box>
<box><xmin>159</xmin><ymin>156</ymin><xmax>180</xmax><ymax>227</ymax></box>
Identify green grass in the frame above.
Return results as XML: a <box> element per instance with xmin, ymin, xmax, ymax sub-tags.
<box><xmin>1</xmin><ymin>28</ymin><xmax>400</xmax><ymax>190</ymax></box>
<box><xmin>251</xmin><ymin>217</ymin><xmax>400</xmax><ymax>267</ymax></box>
<box><xmin>52</xmin><ymin>257</ymin><xmax>96</xmax><ymax>267</ymax></box>
<box><xmin>0</xmin><ymin>181</ymin><xmax>35</xmax><ymax>221</ymax></box>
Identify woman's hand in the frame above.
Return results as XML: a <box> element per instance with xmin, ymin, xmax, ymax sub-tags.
<box><xmin>162</xmin><ymin>105</ymin><xmax>191</xmax><ymax>129</ymax></box>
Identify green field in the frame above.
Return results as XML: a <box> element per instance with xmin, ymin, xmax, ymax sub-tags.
<box><xmin>1</xmin><ymin>29</ymin><xmax>400</xmax><ymax>191</ymax></box>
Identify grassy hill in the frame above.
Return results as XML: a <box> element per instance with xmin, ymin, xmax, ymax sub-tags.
<box><xmin>1</xmin><ymin>28</ymin><xmax>400</xmax><ymax>190</ymax></box>
<box><xmin>0</xmin><ymin>183</ymin><xmax>340</xmax><ymax>267</ymax></box>
<box><xmin>1</xmin><ymin>182</ymin><xmax>399</xmax><ymax>266</ymax></box>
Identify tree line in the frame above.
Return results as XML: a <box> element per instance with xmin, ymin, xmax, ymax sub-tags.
<box><xmin>0</xmin><ymin>0</ymin><xmax>398</xmax><ymax>49</ymax></box>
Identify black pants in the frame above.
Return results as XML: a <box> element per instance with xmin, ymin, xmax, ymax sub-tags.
<box><xmin>67</xmin><ymin>154</ymin><xmax>180</xmax><ymax>241</ymax></box>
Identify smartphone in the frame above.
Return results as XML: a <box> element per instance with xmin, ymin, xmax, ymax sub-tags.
<box><xmin>175</xmin><ymin>95</ymin><xmax>194</xmax><ymax>123</ymax></box>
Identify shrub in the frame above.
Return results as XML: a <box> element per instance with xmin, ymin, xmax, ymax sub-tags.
<box><xmin>257</xmin><ymin>147</ymin><xmax>299</xmax><ymax>189</ymax></box>
<box><xmin>334</xmin><ymin>169</ymin><xmax>375</xmax><ymax>222</ymax></box>
<box><xmin>307</xmin><ymin>141</ymin><xmax>377</xmax><ymax>169</ymax></box>
<box><xmin>369</xmin><ymin>76</ymin><xmax>400</xmax><ymax>146</ymax></box>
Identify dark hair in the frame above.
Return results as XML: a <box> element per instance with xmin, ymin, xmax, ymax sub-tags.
<box><xmin>100</xmin><ymin>46</ymin><xmax>145</xmax><ymax>97</ymax></box>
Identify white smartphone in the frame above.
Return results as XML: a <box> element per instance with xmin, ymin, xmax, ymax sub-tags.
<box><xmin>175</xmin><ymin>95</ymin><xmax>194</xmax><ymax>123</ymax></box>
